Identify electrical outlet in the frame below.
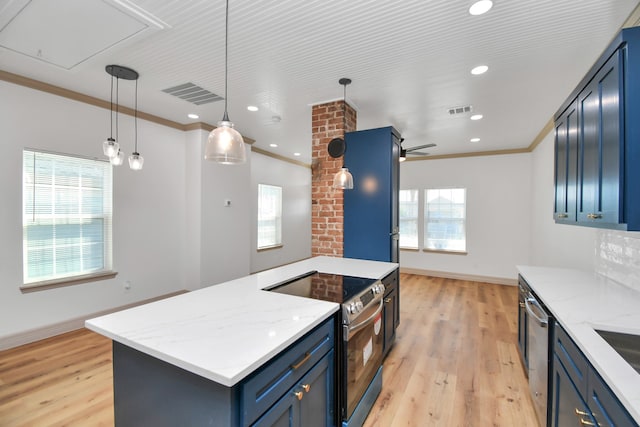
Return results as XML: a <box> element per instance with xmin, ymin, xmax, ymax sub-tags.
<box><xmin>224</xmin><ymin>199</ymin><xmax>231</xmax><ymax>207</ymax></box>
<box><xmin>123</xmin><ymin>280</ymin><xmax>132</xmax><ymax>291</ymax></box>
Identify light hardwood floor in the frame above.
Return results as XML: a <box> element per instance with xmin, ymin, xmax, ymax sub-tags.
<box><xmin>0</xmin><ymin>274</ymin><xmax>539</xmax><ymax>426</ymax></box>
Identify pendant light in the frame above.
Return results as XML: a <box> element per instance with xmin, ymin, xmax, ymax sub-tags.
<box><xmin>103</xmin><ymin>65</ymin><xmax>142</xmax><ymax>170</ymax></box>
<box><xmin>128</xmin><ymin>78</ymin><xmax>144</xmax><ymax>171</ymax></box>
<box><xmin>102</xmin><ymin>73</ymin><xmax>119</xmax><ymax>158</ymax></box>
<box><xmin>329</xmin><ymin>78</ymin><xmax>353</xmax><ymax>190</ymax></box>
<box><xmin>204</xmin><ymin>0</ymin><xmax>246</xmax><ymax>164</ymax></box>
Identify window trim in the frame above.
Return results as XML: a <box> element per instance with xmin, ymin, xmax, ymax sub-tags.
<box><xmin>20</xmin><ymin>270</ymin><xmax>118</xmax><ymax>293</ymax></box>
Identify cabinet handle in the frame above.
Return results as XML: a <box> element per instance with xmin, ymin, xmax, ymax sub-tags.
<box><xmin>384</xmin><ymin>298</ymin><xmax>392</xmax><ymax>304</ymax></box>
<box><xmin>290</xmin><ymin>352</ymin><xmax>311</xmax><ymax>371</ymax></box>
<box><xmin>556</xmin><ymin>213</ymin><xmax>569</xmax><ymax>219</ymax></box>
<box><xmin>587</xmin><ymin>213</ymin><xmax>603</xmax><ymax>220</ymax></box>
<box><xmin>294</xmin><ymin>391</ymin><xmax>304</xmax><ymax>401</ymax></box>
<box><xmin>579</xmin><ymin>419</ymin><xmax>596</xmax><ymax>427</ymax></box>
<box><xmin>575</xmin><ymin>409</ymin><xmax>590</xmax><ymax>416</ymax></box>
<box><xmin>302</xmin><ymin>383</ymin><xmax>311</xmax><ymax>392</ymax></box>
<box><xmin>519</xmin><ymin>302</ymin><xmax>525</xmax><ymax>308</ymax></box>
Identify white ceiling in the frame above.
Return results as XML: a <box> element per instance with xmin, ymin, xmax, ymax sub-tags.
<box><xmin>1</xmin><ymin>0</ymin><xmax>639</xmax><ymax>163</ymax></box>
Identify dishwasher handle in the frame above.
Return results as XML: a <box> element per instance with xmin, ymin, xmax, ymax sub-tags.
<box><xmin>525</xmin><ymin>297</ymin><xmax>549</xmax><ymax>328</ymax></box>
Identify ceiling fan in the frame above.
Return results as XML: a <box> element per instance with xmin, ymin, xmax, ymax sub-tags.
<box><xmin>400</xmin><ymin>138</ymin><xmax>437</xmax><ymax>161</ymax></box>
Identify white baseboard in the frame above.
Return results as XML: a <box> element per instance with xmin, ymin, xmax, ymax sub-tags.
<box><xmin>399</xmin><ymin>267</ymin><xmax>517</xmax><ymax>286</ymax></box>
<box><xmin>0</xmin><ymin>291</ymin><xmax>187</xmax><ymax>351</ymax></box>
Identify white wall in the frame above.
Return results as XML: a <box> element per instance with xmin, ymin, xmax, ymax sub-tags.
<box><xmin>250</xmin><ymin>153</ymin><xmax>312</xmax><ymax>273</ymax></box>
<box><xmin>0</xmin><ymin>81</ymin><xmax>187</xmax><ymax>342</ymax></box>
<box><xmin>529</xmin><ymin>131</ymin><xmax>597</xmax><ymax>270</ymax></box>
<box><xmin>400</xmin><ymin>153</ymin><xmax>533</xmax><ymax>281</ymax></box>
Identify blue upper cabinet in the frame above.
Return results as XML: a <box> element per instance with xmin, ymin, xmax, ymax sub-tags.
<box><xmin>344</xmin><ymin>126</ymin><xmax>400</xmax><ymax>263</ymax></box>
<box><xmin>554</xmin><ymin>27</ymin><xmax>640</xmax><ymax>230</ymax></box>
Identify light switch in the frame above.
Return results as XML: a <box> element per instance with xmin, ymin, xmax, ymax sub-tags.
<box><xmin>224</xmin><ymin>199</ymin><xmax>231</xmax><ymax>207</ymax></box>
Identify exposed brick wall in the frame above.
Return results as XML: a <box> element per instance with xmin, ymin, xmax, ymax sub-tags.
<box><xmin>311</xmin><ymin>100</ymin><xmax>357</xmax><ymax>257</ymax></box>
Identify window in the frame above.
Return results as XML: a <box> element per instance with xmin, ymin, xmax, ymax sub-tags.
<box><xmin>22</xmin><ymin>150</ymin><xmax>113</xmax><ymax>286</ymax></box>
<box><xmin>424</xmin><ymin>188</ymin><xmax>466</xmax><ymax>252</ymax></box>
<box><xmin>399</xmin><ymin>189</ymin><xmax>419</xmax><ymax>249</ymax></box>
<box><xmin>257</xmin><ymin>184</ymin><xmax>282</xmax><ymax>249</ymax></box>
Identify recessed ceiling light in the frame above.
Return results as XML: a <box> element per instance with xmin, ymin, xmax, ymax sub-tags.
<box><xmin>247</xmin><ymin>105</ymin><xmax>259</xmax><ymax>112</ymax></box>
<box><xmin>471</xmin><ymin>65</ymin><xmax>488</xmax><ymax>75</ymax></box>
<box><xmin>469</xmin><ymin>0</ymin><xmax>493</xmax><ymax>15</ymax></box>
<box><xmin>187</xmin><ymin>113</ymin><xmax>199</xmax><ymax>119</ymax></box>
<box><xmin>470</xmin><ymin>138</ymin><xmax>481</xmax><ymax>142</ymax></box>
<box><xmin>470</xmin><ymin>114</ymin><xmax>483</xmax><ymax>121</ymax></box>
<box><xmin>293</xmin><ymin>152</ymin><xmax>301</xmax><ymax>157</ymax></box>
<box><xmin>270</xmin><ymin>143</ymin><xmax>278</xmax><ymax>148</ymax></box>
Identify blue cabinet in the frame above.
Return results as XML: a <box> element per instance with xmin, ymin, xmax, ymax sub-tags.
<box><xmin>554</xmin><ymin>27</ymin><xmax>640</xmax><ymax>230</ymax></box>
<box><xmin>551</xmin><ymin>322</ymin><xmax>637</xmax><ymax>427</ymax></box>
<box><xmin>344</xmin><ymin>126</ymin><xmax>400</xmax><ymax>263</ymax></box>
<box><xmin>112</xmin><ymin>317</ymin><xmax>335</xmax><ymax>427</ymax></box>
<box><xmin>381</xmin><ymin>269</ymin><xmax>399</xmax><ymax>358</ymax></box>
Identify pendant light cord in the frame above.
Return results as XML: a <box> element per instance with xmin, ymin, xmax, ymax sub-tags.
<box><xmin>343</xmin><ymin>82</ymin><xmax>347</xmax><ymax>137</ymax></box>
<box><xmin>109</xmin><ymin>75</ymin><xmax>114</xmax><ymax>139</ymax></box>
<box><xmin>222</xmin><ymin>0</ymin><xmax>230</xmax><ymax>122</ymax></box>
<box><xmin>115</xmin><ymin>77</ymin><xmax>119</xmax><ymax>144</ymax></box>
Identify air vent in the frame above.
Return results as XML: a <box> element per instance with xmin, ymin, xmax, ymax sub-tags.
<box><xmin>162</xmin><ymin>82</ymin><xmax>223</xmax><ymax>105</ymax></box>
<box><xmin>448</xmin><ymin>105</ymin><xmax>473</xmax><ymax>115</ymax></box>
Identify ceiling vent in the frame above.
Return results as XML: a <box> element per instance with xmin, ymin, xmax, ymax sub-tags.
<box><xmin>162</xmin><ymin>82</ymin><xmax>223</xmax><ymax>105</ymax></box>
<box><xmin>448</xmin><ymin>105</ymin><xmax>473</xmax><ymax>115</ymax></box>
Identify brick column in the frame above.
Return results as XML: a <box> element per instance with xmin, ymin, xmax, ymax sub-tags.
<box><xmin>311</xmin><ymin>100</ymin><xmax>356</xmax><ymax>257</ymax></box>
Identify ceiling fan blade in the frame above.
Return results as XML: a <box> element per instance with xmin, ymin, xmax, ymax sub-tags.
<box><xmin>408</xmin><ymin>151</ymin><xmax>430</xmax><ymax>156</ymax></box>
<box><xmin>406</xmin><ymin>143</ymin><xmax>436</xmax><ymax>151</ymax></box>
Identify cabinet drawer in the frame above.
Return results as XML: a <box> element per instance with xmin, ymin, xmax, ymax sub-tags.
<box><xmin>554</xmin><ymin>322</ymin><xmax>589</xmax><ymax>397</ymax></box>
<box><xmin>587</xmin><ymin>368</ymin><xmax>636</xmax><ymax>427</ymax></box>
<box><xmin>382</xmin><ymin>270</ymin><xmax>398</xmax><ymax>292</ymax></box>
<box><xmin>241</xmin><ymin>318</ymin><xmax>334</xmax><ymax>426</ymax></box>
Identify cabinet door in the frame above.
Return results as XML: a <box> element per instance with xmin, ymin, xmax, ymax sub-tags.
<box><xmin>252</xmin><ymin>350</ymin><xmax>334</xmax><ymax>427</ymax></box>
<box><xmin>577</xmin><ymin>50</ymin><xmax>623</xmax><ymax>225</ymax></box>
<box><xmin>383</xmin><ymin>287</ymin><xmax>397</xmax><ymax>357</ymax></box>
<box><xmin>552</xmin><ymin>355</ymin><xmax>597</xmax><ymax>427</ymax></box>
<box><xmin>587</xmin><ymin>369</ymin><xmax>636</xmax><ymax>427</ymax></box>
<box><xmin>554</xmin><ymin>100</ymin><xmax>578</xmax><ymax>222</ymax></box>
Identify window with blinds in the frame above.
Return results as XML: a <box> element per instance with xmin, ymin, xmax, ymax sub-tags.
<box><xmin>399</xmin><ymin>189</ymin><xmax>419</xmax><ymax>249</ymax></box>
<box><xmin>22</xmin><ymin>150</ymin><xmax>113</xmax><ymax>286</ymax></box>
<box><xmin>424</xmin><ymin>188</ymin><xmax>467</xmax><ymax>252</ymax></box>
<box><xmin>257</xmin><ymin>184</ymin><xmax>282</xmax><ymax>249</ymax></box>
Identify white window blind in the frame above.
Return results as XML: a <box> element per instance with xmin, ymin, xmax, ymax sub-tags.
<box><xmin>424</xmin><ymin>188</ymin><xmax>466</xmax><ymax>252</ymax></box>
<box><xmin>257</xmin><ymin>184</ymin><xmax>282</xmax><ymax>249</ymax></box>
<box><xmin>22</xmin><ymin>150</ymin><xmax>113</xmax><ymax>285</ymax></box>
<box><xmin>399</xmin><ymin>189</ymin><xmax>419</xmax><ymax>249</ymax></box>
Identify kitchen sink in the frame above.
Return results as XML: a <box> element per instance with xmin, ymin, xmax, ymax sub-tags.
<box><xmin>595</xmin><ymin>329</ymin><xmax>640</xmax><ymax>375</ymax></box>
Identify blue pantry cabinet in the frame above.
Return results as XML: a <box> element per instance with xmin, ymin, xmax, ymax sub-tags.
<box><xmin>554</xmin><ymin>27</ymin><xmax>640</xmax><ymax>230</ymax></box>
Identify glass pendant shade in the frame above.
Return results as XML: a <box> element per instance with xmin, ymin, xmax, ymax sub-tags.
<box><xmin>110</xmin><ymin>149</ymin><xmax>124</xmax><ymax>166</ymax></box>
<box><xmin>333</xmin><ymin>167</ymin><xmax>354</xmax><ymax>190</ymax></box>
<box><xmin>205</xmin><ymin>120</ymin><xmax>246</xmax><ymax>164</ymax></box>
<box><xmin>399</xmin><ymin>148</ymin><xmax>407</xmax><ymax>162</ymax></box>
<box><xmin>128</xmin><ymin>152</ymin><xmax>144</xmax><ymax>170</ymax></box>
<box><xmin>103</xmin><ymin>138</ymin><xmax>119</xmax><ymax>158</ymax></box>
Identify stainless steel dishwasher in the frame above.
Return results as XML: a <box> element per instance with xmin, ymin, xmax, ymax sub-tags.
<box><xmin>525</xmin><ymin>286</ymin><xmax>553</xmax><ymax>427</ymax></box>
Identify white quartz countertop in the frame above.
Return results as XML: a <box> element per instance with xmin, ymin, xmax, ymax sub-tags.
<box><xmin>85</xmin><ymin>256</ymin><xmax>398</xmax><ymax>387</ymax></box>
<box><xmin>517</xmin><ymin>265</ymin><xmax>640</xmax><ymax>424</ymax></box>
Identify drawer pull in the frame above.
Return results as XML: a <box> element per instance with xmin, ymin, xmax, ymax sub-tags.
<box><xmin>579</xmin><ymin>419</ymin><xmax>596</xmax><ymax>426</ymax></box>
<box><xmin>587</xmin><ymin>213</ymin><xmax>602</xmax><ymax>220</ymax></box>
<box><xmin>302</xmin><ymin>383</ymin><xmax>311</xmax><ymax>392</ymax></box>
<box><xmin>291</xmin><ymin>352</ymin><xmax>311</xmax><ymax>371</ymax></box>
<box><xmin>384</xmin><ymin>298</ymin><xmax>392</xmax><ymax>304</ymax></box>
<box><xmin>294</xmin><ymin>391</ymin><xmax>304</xmax><ymax>401</ymax></box>
<box><xmin>557</xmin><ymin>213</ymin><xmax>569</xmax><ymax>219</ymax></box>
<box><xmin>575</xmin><ymin>409</ymin><xmax>590</xmax><ymax>417</ymax></box>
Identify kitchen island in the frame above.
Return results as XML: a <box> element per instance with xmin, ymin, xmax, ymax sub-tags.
<box><xmin>518</xmin><ymin>266</ymin><xmax>640</xmax><ymax>425</ymax></box>
<box><xmin>86</xmin><ymin>256</ymin><xmax>398</xmax><ymax>426</ymax></box>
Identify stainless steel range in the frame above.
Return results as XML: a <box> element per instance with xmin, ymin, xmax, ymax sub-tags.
<box><xmin>269</xmin><ymin>271</ymin><xmax>385</xmax><ymax>427</ymax></box>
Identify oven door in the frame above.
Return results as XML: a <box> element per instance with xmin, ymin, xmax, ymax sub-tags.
<box><xmin>344</xmin><ymin>299</ymin><xmax>384</xmax><ymax>421</ymax></box>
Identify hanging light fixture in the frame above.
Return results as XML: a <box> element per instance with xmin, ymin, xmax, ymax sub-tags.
<box><xmin>329</xmin><ymin>78</ymin><xmax>353</xmax><ymax>190</ymax></box>
<box><xmin>128</xmin><ymin>78</ymin><xmax>144</xmax><ymax>171</ymax></box>
<box><xmin>204</xmin><ymin>0</ymin><xmax>246</xmax><ymax>164</ymax></box>
<box><xmin>103</xmin><ymin>65</ymin><xmax>141</xmax><ymax>169</ymax></box>
<box><xmin>102</xmin><ymin>72</ymin><xmax>119</xmax><ymax>158</ymax></box>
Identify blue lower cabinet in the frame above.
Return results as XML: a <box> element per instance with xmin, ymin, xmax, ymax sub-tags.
<box><xmin>551</xmin><ymin>354</ymin><xmax>596</xmax><ymax>427</ymax></box>
<box><xmin>252</xmin><ymin>350</ymin><xmax>334</xmax><ymax>427</ymax></box>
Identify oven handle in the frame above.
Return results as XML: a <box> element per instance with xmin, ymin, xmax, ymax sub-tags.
<box><xmin>346</xmin><ymin>298</ymin><xmax>384</xmax><ymax>337</ymax></box>
<box><xmin>525</xmin><ymin>297</ymin><xmax>548</xmax><ymax>328</ymax></box>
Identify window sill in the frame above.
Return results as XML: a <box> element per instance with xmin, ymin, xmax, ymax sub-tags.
<box><xmin>422</xmin><ymin>249</ymin><xmax>468</xmax><ymax>256</ymax></box>
<box><xmin>20</xmin><ymin>270</ymin><xmax>118</xmax><ymax>293</ymax></box>
<box><xmin>257</xmin><ymin>244</ymin><xmax>283</xmax><ymax>252</ymax></box>
<box><xmin>400</xmin><ymin>247</ymin><xmax>420</xmax><ymax>252</ymax></box>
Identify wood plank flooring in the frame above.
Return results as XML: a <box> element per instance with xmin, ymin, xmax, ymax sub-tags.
<box><xmin>0</xmin><ymin>274</ymin><xmax>538</xmax><ymax>426</ymax></box>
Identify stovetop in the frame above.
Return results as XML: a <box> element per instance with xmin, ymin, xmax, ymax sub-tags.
<box><xmin>268</xmin><ymin>271</ymin><xmax>378</xmax><ymax>304</ymax></box>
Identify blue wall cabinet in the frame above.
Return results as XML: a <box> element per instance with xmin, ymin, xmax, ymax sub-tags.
<box><xmin>551</xmin><ymin>322</ymin><xmax>637</xmax><ymax>427</ymax></box>
<box><xmin>344</xmin><ymin>126</ymin><xmax>400</xmax><ymax>263</ymax></box>
<box><xmin>112</xmin><ymin>317</ymin><xmax>335</xmax><ymax>427</ymax></box>
<box><xmin>554</xmin><ymin>27</ymin><xmax>640</xmax><ymax>230</ymax></box>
